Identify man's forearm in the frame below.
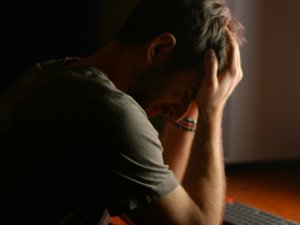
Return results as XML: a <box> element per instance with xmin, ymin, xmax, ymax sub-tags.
<box><xmin>160</xmin><ymin>119</ymin><xmax>196</xmax><ymax>182</ymax></box>
<box><xmin>160</xmin><ymin>103</ymin><xmax>198</xmax><ymax>182</ymax></box>
<box><xmin>182</xmin><ymin>110</ymin><xmax>225</xmax><ymax>225</ymax></box>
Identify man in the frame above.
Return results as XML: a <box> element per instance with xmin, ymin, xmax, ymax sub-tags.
<box><xmin>0</xmin><ymin>0</ymin><xmax>244</xmax><ymax>224</ymax></box>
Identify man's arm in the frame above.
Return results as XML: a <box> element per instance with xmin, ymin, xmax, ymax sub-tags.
<box><xmin>160</xmin><ymin>103</ymin><xmax>198</xmax><ymax>182</ymax></box>
<box><xmin>127</xmin><ymin>31</ymin><xmax>242</xmax><ymax>225</ymax></box>
<box><xmin>182</xmin><ymin>30</ymin><xmax>243</xmax><ymax>224</ymax></box>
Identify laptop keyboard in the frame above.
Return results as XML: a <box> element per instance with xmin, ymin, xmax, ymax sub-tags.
<box><xmin>223</xmin><ymin>201</ymin><xmax>300</xmax><ymax>225</ymax></box>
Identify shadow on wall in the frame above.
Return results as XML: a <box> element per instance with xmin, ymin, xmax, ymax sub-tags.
<box><xmin>1</xmin><ymin>0</ymin><xmax>103</xmax><ymax>95</ymax></box>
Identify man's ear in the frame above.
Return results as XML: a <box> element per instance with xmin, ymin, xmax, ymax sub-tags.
<box><xmin>148</xmin><ymin>33</ymin><xmax>176</xmax><ymax>64</ymax></box>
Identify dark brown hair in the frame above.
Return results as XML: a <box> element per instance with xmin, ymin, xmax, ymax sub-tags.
<box><xmin>114</xmin><ymin>0</ymin><xmax>244</xmax><ymax>75</ymax></box>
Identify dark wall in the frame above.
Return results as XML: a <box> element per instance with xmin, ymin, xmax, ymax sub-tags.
<box><xmin>1</xmin><ymin>0</ymin><xmax>103</xmax><ymax>94</ymax></box>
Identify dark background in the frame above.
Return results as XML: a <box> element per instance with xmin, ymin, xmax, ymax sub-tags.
<box><xmin>0</xmin><ymin>0</ymin><xmax>104</xmax><ymax>95</ymax></box>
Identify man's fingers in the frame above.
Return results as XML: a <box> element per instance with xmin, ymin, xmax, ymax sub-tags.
<box><xmin>204</xmin><ymin>49</ymin><xmax>218</xmax><ymax>86</ymax></box>
<box><xmin>225</xmin><ymin>29</ymin><xmax>240</xmax><ymax>72</ymax></box>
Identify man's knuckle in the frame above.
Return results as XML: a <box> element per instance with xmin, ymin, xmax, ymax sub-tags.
<box><xmin>230</xmin><ymin>68</ymin><xmax>238</xmax><ymax>76</ymax></box>
<box><xmin>239</xmin><ymin>71</ymin><xmax>243</xmax><ymax>81</ymax></box>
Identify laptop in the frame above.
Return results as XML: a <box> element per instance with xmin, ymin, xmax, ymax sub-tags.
<box><xmin>223</xmin><ymin>198</ymin><xmax>300</xmax><ymax>225</ymax></box>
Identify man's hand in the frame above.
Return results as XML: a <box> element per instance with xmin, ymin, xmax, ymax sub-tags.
<box><xmin>196</xmin><ymin>30</ymin><xmax>243</xmax><ymax>119</ymax></box>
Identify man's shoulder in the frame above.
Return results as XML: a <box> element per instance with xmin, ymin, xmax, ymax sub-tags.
<box><xmin>0</xmin><ymin>57</ymin><xmax>147</xmax><ymax>130</ymax></box>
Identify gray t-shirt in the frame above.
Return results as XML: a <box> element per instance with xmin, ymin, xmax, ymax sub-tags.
<box><xmin>0</xmin><ymin>58</ymin><xmax>178</xmax><ymax>225</ymax></box>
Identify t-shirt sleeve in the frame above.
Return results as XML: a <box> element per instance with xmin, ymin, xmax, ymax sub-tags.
<box><xmin>105</xmin><ymin>95</ymin><xmax>179</xmax><ymax>216</ymax></box>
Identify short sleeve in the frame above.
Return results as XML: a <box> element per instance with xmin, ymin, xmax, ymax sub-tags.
<box><xmin>104</xmin><ymin>95</ymin><xmax>179</xmax><ymax>216</ymax></box>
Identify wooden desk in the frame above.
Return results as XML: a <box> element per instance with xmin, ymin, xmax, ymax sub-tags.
<box><xmin>225</xmin><ymin>160</ymin><xmax>300</xmax><ymax>223</ymax></box>
<box><xmin>110</xmin><ymin>216</ymin><xmax>128</xmax><ymax>225</ymax></box>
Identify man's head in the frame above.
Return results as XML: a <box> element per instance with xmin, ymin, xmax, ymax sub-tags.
<box><xmin>113</xmin><ymin>0</ymin><xmax>244</xmax><ymax>120</ymax></box>
<box><xmin>115</xmin><ymin>0</ymin><xmax>244</xmax><ymax>72</ymax></box>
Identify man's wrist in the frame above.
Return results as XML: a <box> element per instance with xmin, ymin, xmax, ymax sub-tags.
<box><xmin>169</xmin><ymin>117</ymin><xmax>197</xmax><ymax>132</ymax></box>
<box><xmin>198</xmin><ymin>108</ymin><xmax>224</xmax><ymax>126</ymax></box>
